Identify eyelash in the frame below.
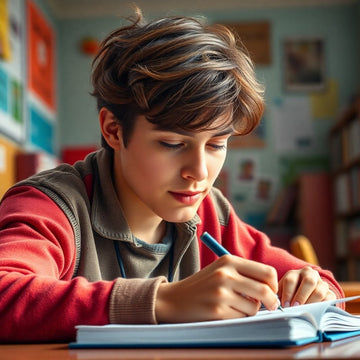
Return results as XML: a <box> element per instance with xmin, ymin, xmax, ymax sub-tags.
<box><xmin>159</xmin><ymin>141</ymin><xmax>182</xmax><ymax>149</ymax></box>
<box><xmin>159</xmin><ymin>141</ymin><xmax>227</xmax><ymax>151</ymax></box>
<box><xmin>210</xmin><ymin>144</ymin><xmax>227</xmax><ymax>151</ymax></box>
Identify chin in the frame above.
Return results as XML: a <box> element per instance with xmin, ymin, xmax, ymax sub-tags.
<box><xmin>162</xmin><ymin>209</ymin><xmax>198</xmax><ymax>223</ymax></box>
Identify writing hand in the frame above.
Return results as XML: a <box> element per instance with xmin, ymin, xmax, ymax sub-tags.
<box><xmin>278</xmin><ymin>266</ymin><xmax>336</xmax><ymax>308</ymax></box>
<box><xmin>155</xmin><ymin>255</ymin><xmax>280</xmax><ymax>323</ymax></box>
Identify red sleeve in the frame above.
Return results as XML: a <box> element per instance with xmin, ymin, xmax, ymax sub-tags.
<box><xmin>0</xmin><ymin>186</ymin><xmax>114</xmax><ymax>342</ymax></box>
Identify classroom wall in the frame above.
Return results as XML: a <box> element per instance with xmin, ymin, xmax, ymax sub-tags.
<box><xmin>56</xmin><ymin>4</ymin><xmax>360</xmax><ymax>149</ymax></box>
<box><xmin>54</xmin><ymin>1</ymin><xmax>360</xmax><ymax>225</ymax></box>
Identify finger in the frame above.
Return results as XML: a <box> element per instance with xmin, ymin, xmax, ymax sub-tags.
<box><xmin>306</xmin><ymin>281</ymin><xmax>336</xmax><ymax>304</ymax></box>
<box><xmin>207</xmin><ymin>284</ymin><xmax>261</xmax><ymax>319</ymax></box>
<box><xmin>278</xmin><ymin>270</ymin><xmax>301</xmax><ymax>307</ymax></box>
<box><xmin>231</xmin><ymin>274</ymin><xmax>279</xmax><ymax>311</ymax></box>
<box><xmin>291</xmin><ymin>268</ymin><xmax>321</xmax><ymax>305</ymax></box>
<box><xmin>209</xmin><ymin>256</ymin><xmax>279</xmax><ymax>311</ymax></box>
<box><xmin>230</xmin><ymin>293</ymin><xmax>262</xmax><ymax>317</ymax></box>
<box><xmin>221</xmin><ymin>307</ymin><xmax>248</xmax><ymax>319</ymax></box>
<box><xmin>225</xmin><ymin>256</ymin><xmax>279</xmax><ymax>294</ymax></box>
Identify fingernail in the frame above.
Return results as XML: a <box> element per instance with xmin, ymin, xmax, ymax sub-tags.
<box><xmin>284</xmin><ymin>301</ymin><xmax>290</xmax><ymax>308</ymax></box>
<box><xmin>293</xmin><ymin>301</ymin><xmax>300</xmax><ymax>307</ymax></box>
<box><xmin>271</xmin><ymin>300</ymin><xmax>280</xmax><ymax>311</ymax></box>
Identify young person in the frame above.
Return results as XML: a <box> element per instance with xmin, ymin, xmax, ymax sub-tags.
<box><xmin>0</xmin><ymin>9</ymin><xmax>343</xmax><ymax>342</ymax></box>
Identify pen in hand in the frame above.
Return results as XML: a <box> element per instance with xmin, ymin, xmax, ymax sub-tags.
<box><xmin>200</xmin><ymin>231</ymin><xmax>284</xmax><ymax>312</ymax></box>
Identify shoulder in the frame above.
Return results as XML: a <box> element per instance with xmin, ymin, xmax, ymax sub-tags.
<box><xmin>10</xmin><ymin>150</ymin><xmax>103</xmax><ymax>206</ymax></box>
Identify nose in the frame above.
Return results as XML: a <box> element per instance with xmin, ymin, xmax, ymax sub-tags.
<box><xmin>180</xmin><ymin>148</ymin><xmax>208</xmax><ymax>181</ymax></box>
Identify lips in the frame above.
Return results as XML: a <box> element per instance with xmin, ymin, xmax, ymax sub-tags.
<box><xmin>169</xmin><ymin>191</ymin><xmax>203</xmax><ymax>205</ymax></box>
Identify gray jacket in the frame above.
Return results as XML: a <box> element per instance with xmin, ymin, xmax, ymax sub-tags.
<box><xmin>15</xmin><ymin>148</ymin><xmax>202</xmax><ymax>323</ymax></box>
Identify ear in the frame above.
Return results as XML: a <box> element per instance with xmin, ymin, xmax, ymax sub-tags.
<box><xmin>99</xmin><ymin>107</ymin><xmax>123</xmax><ymax>150</ymax></box>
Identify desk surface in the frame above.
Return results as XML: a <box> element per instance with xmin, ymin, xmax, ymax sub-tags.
<box><xmin>1</xmin><ymin>336</ymin><xmax>360</xmax><ymax>360</ymax></box>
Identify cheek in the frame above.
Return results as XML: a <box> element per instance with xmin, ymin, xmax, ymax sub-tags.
<box><xmin>126</xmin><ymin>151</ymin><xmax>174</xmax><ymax>187</ymax></box>
<box><xmin>209</xmin><ymin>154</ymin><xmax>227</xmax><ymax>180</ymax></box>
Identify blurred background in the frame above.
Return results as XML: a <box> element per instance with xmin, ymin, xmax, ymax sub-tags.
<box><xmin>0</xmin><ymin>0</ymin><xmax>359</xmax><ymax>280</ymax></box>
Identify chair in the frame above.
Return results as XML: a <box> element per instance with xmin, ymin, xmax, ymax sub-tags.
<box><xmin>290</xmin><ymin>235</ymin><xmax>319</xmax><ymax>266</ymax></box>
<box><xmin>290</xmin><ymin>235</ymin><xmax>360</xmax><ymax>314</ymax></box>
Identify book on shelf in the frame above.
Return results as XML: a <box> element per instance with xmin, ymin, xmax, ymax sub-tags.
<box><xmin>337</xmin><ymin>117</ymin><xmax>360</xmax><ymax>168</ymax></box>
<box><xmin>350</xmin><ymin>166</ymin><xmax>360</xmax><ymax>210</ymax></box>
<box><xmin>348</xmin><ymin>117</ymin><xmax>360</xmax><ymax>162</ymax></box>
<box><xmin>266</xmin><ymin>184</ymin><xmax>298</xmax><ymax>226</ymax></box>
<box><xmin>341</xmin><ymin>126</ymin><xmax>350</xmax><ymax>166</ymax></box>
<box><xmin>330</xmin><ymin>132</ymin><xmax>343</xmax><ymax>171</ymax></box>
<box><xmin>335</xmin><ymin>217</ymin><xmax>360</xmax><ymax>256</ymax></box>
<box><xmin>349</xmin><ymin>217</ymin><xmax>360</xmax><ymax>255</ymax></box>
<box><xmin>334</xmin><ymin>173</ymin><xmax>351</xmax><ymax>214</ymax></box>
<box><xmin>70</xmin><ymin>296</ymin><xmax>360</xmax><ymax>349</ymax></box>
<box><xmin>334</xmin><ymin>167</ymin><xmax>360</xmax><ymax>215</ymax></box>
<box><xmin>335</xmin><ymin>220</ymin><xmax>348</xmax><ymax>258</ymax></box>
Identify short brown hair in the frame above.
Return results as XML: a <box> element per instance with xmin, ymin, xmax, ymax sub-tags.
<box><xmin>91</xmin><ymin>8</ymin><xmax>264</xmax><ymax>149</ymax></box>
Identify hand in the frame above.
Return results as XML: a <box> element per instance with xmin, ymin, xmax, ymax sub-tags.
<box><xmin>155</xmin><ymin>255</ymin><xmax>280</xmax><ymax>323</ymax></box>
<box><xmin>278</xmin><ymin>266</ymin><xmax>336</xmax><ymax>308</ymax></box>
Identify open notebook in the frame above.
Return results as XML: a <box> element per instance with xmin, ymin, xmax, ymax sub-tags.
<box><xmin>70</xmin><ymin>296</ymin><xmax>360</xmax><ymax>348</ymax></box>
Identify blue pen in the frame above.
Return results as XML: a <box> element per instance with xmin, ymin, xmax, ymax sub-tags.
<box><xmin>200</xmin><ymin>231</ymin><xmax>283</xmax><ymax>311</ymax></box>
<box><xmin>200</xmin><ymin>232</ymin><xmax>231</xmax><ymax>256</ymax></box>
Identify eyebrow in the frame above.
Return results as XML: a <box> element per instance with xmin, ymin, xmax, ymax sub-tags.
<box><xmin>153</xmin><ymin>126</ymin><xmax>234</xmax><ymax>138</ymax></box>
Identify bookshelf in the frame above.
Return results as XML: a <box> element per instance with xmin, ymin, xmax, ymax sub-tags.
<box><xmin>330</xmin><ymin>95</ymin><xmax>360</xmax><ymax>280</ymax></box>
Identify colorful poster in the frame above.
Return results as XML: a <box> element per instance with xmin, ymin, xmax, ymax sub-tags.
<box><xmin>27</xmin><ymin>0</ymin><xmax>56</xmax><ymax>111</ymax></box>
<box><xmin>29</xmin><ymin>104</ymin><xmax>55</xmax><ymax>154</ymax></box>
<box><xmin>0</xmin><ymin>66</ymin><xmax>8</xmax><ymax>113</ymax></box>
<box><xmin>11</xmin><ymin>78</ymin><xmax>22</xmax><ymax>123</ymax></box>
<box><xmin>0</xmin><ymin>135</ymin><xmax>20</xmax><ymax>199</ymax></box>
<box><xmin>0</xmin><ymin>0</ymin><xmax>24</xmax><ymax>142</ymax></box>
<box><xmin>283</xmin><ymin>37</ymin><xmax>325</xmax><ymax>92</ymax></box>
<box><xmin>0</xmin><ymin>0</ymin><xmax>11</xmax><ymax>60</ymax></box>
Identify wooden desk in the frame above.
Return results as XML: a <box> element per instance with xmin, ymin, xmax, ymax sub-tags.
<box><xmin>340</xmin><ymin>282</ymin><xmax>360</xmax><ymax>314</ymax></box>
<box><xmin>2</xmin><ymin>337</ymin><xmax>360</xmax><ymax>360</ymax></box>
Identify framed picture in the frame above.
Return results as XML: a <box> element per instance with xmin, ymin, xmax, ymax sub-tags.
<box><xmin>27</xmin><ymin>0</ymin><xmax>56</xmax><ymax>111</ymax></box>
<box><xmin>223</xmin><ymin>21</ymin><xmax>271</xmax><ymax>65</ymax></box>
<box><xmin>283</xmin><ymin>37</ymin><xmax>325</xmax><ymax>92</ymax></box>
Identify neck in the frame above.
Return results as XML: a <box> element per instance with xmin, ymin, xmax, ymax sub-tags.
<box><xmin>119</xmin><ymin>195</ymin><xmax>166</xmax><ymax>244</ymax></box>
<box><xmin>113</xmin><ymin>155</ymin><xmax>166</xmax><ymax>244</ymax></box>
<box><xmin>132</xmin><ymin>220</ymin><xmax>167</xmax><ymax>244</ymax></box>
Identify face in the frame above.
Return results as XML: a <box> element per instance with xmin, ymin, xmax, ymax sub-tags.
<box><xmin>113</xmin><ymin>115</ymin><xmax>232</xmax><ymax>225</ymax></box>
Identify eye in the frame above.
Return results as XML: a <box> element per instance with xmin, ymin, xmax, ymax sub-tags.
<box><xmin>208</xmin><ymin>143</ymin><xmax>227</xmax><ymax>151</ymax></box>
<box><xmin>159</xmin><ymin>141</ymin><xmax>183</xmax><ymax>149</ymax></box>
